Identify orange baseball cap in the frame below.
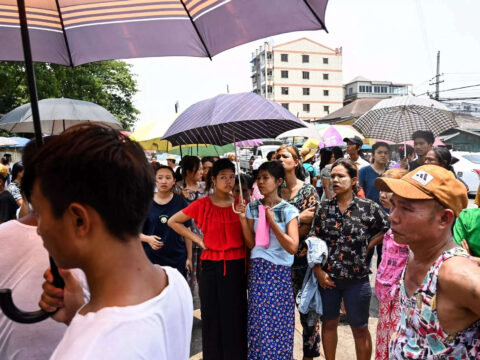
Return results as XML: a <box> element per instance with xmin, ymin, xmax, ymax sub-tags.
<box><xmin>375</xmin><ymin>165</ymin><xmax>468</xmax><ymax>216</ymax></box>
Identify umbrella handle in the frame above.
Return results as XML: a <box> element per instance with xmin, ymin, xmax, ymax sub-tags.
<box><xmin>0</xmin><ymin>257</ymin><xmax>64</xmax><ymax>324</ymax></box>
<box><xmin>232</xmin><ymin>202</ymin><xmax>242</xmax><ymax>214</ymax></box>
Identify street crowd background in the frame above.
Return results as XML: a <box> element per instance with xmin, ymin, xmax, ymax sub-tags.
<box><xmin>0</xmin><ymin>125</ymin><xmax>479</xmax><ymax>360</ymax></box>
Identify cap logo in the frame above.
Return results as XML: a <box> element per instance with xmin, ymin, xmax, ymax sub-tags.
<box><xmin>412</xmin><ymin>170</ymin><xmax>434</xmax><ymax>186</ymax></box>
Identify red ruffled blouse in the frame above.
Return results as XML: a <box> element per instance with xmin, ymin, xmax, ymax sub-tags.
<box><xmin>182</xmin><ymin>196</ymin><xmax>246</xmax><ymax>262</ymax></box>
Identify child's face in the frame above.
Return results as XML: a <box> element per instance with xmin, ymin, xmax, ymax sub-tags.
<box><xmin>156</xmin><ymin>168</ymin><xmax>175</xmax><ymax>192</ymax></box>
<box><xmin>257</xmin><ymin>170</ymin><xmax>281</xmax><ymax>196</ymax></box>
<box><xmin>233</xmin><ymin>183</ymin><xmax>251</xmax><ymax>203</ymax></box>
<box><xmin>379</xmin><ymin>190</ymin><xmax>393</xmax><ymax>210</ymax></box>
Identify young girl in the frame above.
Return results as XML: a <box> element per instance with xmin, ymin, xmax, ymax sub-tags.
<box><xmin>237</xmin><ymin>161</ymin><xmax>299</xmax><ymax>360</ymax></box>
<box><xmin>374</xmin><ymin>168</ymin><xmax>410</xmax><ymax>360</ymax></box>
<box><xmin>140</xmin><ymin>165</ymin><xmax>192</xmax><ymax>276</ymax></box>
<box><xmin>168</xmin><ymin>159</ymin><xmax>247</xmax><ymax>360</ymax></box>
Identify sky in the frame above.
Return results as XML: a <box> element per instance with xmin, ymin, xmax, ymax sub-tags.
<box><xmin>127</xmin><ymin>0</ymin><xmax>480</xmax><ymax>133</ymax></box>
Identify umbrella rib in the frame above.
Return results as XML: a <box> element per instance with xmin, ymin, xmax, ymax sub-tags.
<box><xmin>302</xmin><ymin>0</ymin><xmax>329</xmax><ymax>33</ymax></box>
<box><xmin>54</xmin><ymin>0</ymin><xmax>74</xmax><ymax>67</ymax></box>
<box><xmin>179</xmin><ymin>0</ymin><xmax>212</xmax><ymax>60</ymax></box>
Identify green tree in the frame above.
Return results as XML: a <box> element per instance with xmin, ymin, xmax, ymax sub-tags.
<box><xmin>0</xmin><ymin>60</ymin><xmax>139</xmax><ymax>130</ymax></box>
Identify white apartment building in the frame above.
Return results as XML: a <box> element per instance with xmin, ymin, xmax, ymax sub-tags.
<box><xmin>343</xmin><ymin>76</ymin><xmax>411</xmax><ymax>105</ymax></box>
<box><xmin>251</xmin><ymin>38</ymin><xmax>343</xmax><ymax>122</ymax></box>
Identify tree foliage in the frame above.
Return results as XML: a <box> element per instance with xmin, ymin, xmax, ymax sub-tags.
<box><xmin>0</xmin><ymin>60</ymin><xmax>139</xmax><ymax>130</ymax></box>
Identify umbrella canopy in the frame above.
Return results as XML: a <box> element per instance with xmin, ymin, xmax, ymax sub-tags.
<box><xmin>0</xmin><ymin>98</ymin><xmax>122</xmax><ymax>135</ymax></box>
<box><xmin>0</xmin><ymin>137</ymin><xmax>19</xmax><ymax>147</ymax></box>
<box><xmin>0</xmin><ymin>0</ymin><xmax>328</xmax><ymax>66</ymax></box>
<box><xmin>130</xmin><ymin>120</ymin><xmax>175</xmax><ymax>151</ymax></box>
<box><xmin>276</xmin><ymin>123</ymin><xmax>323</xmax><ymax>141</ymax></box>
<box><xmin>317</xmin><ymin>125</ymin><xmax>364</xmax><ymax>147</ymax></box>
<box><xmin>168</xmin><ymin>143</ymin><xmax>234</xmax><ymax>157</ymax></box>
<box><xmin>2</xmin><ymin>136</ymin><xmax>30</xmax><ymax>147</ymax></box>
<box><xmin>163</xmin><ymin>92</ymin><xmax>308</xmax><ymax>146</ymax></box>
<box><xmin>235</xmin><ymin>139</ymin><xmax>263</xmax><ymax>147</ymax></box>
<box><xmin>353</xmin><ymin>95</ymin><xmax>457</xmax><ymax>143</ymax></box>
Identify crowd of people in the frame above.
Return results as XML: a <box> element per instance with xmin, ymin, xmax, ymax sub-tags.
<box><xmin>0</xmin><ymin>124</ymin><xmax>480</xmax><ymax>360</ymax></box>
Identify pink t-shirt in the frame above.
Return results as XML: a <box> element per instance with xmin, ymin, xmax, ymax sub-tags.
<box><xmin>375</xmin><ymin>229</ymin><xmax>409</xmax><ymax>302</ymax></box>
<box><xmin>0</xmin><ymin>220</ymin><xmax>67</xmax><ymax>360</ymax></box>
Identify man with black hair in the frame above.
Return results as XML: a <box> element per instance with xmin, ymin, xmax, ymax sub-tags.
<box><xmin>409</xmin><ymin>130</ymin><xmax>434</xmax><ymax>171</ymax></box>
<box><xmin>32</xmin><ymin>124</ymin><xmax>192</xmax><ymax>359</ymax></box>
<box><xmin>343</xmin><ymin>136</ymin><xmax>369</xmax><ymax>170</ymax></box>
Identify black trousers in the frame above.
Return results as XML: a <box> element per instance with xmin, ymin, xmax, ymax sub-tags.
<box><xmin>199</xmin><ymin>259</ymin><xmax>247</xmax><ymax>360</ymax></box>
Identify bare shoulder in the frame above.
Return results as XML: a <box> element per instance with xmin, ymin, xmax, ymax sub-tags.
<box><xmin>439</xmin><ymin>254</ymin><xmax>480</xmax><ymax>298</ymax></box>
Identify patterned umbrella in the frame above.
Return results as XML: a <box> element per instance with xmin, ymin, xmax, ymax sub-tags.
<box><xmin>353</xmin><ymin>95</ymin><xmax>457</xmax><ymax>143</ymax></box>
<box><xmin>163</xmin><ymin>92</ymin><xmax>307</xmax><ymax>146</ymax></box>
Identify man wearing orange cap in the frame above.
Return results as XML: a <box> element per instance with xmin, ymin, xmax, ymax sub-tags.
<box><xmin>375</xmin><ymin>165</ymin><xmax>480</xmax><ymax>359</ymax></box>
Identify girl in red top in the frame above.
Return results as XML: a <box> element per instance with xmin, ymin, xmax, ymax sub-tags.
<box><xmin>169</xmin><ymin>158</ymin><xmax>247</xmax><ymax>360</ymax></box>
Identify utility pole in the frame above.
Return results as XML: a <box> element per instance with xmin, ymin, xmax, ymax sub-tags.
<box><xmin>429</xmin><ymin>51</ymin><xmax>444</xmax><ymax>100</ymax></box>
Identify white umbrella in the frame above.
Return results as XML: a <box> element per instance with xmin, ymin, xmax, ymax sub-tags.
<box><xmin>0</xmin><ymin>98</ymin><xmax>122</xmax><ymax>135</ymax></box>
<box><xmin>276</xmin><ymin>123</ymin><xmax>323</xmax><ymax>141</ymax></box>
<box><xmin>0</xmin><ymin>137</ymin><xmax>19</xmax><ymax>147</ymax></box>
<box><xmin>353</xmin><ymin>95</ymin><xmax>457</xmax><ymax>143</ymax></box>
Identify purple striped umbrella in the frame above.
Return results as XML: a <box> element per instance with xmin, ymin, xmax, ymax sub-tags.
<box><xmin>163</xmin><ymin>92</ymin><xmax>307</xmax><ymax>146</ymax></box>
<box><xmin>0</xmin><ymin>0</ymin><xmax>328</xmax><ymax>66</ymax></box>
<box><xmin>163</xmin><ymin>92</ymin><xmax>307</xmax><ymax>206</ymax></box>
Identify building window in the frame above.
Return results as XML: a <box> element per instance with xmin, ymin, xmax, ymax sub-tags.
<box><xmin>302</xmin><ymin>71</ymin><xmax>310</xmax><ymax>80</ymax></box>
<box><xmin>303</xmin><ymin>88</ymin><xmax>310</xmax><ymax>96</ymax></box>
<box><xmin>303</xmin><ymin>104</ymin><xmax>310</xmax><ymax>112</ymax></box>
<box><xmin>324</xmin><ymin>89</ymin><xmax>329</xmax><ymax>96</ymax></box>
<box><xmin>281</xmin><ymin>53</ymin><xmax>288</xmax><ymax>62</ymax></box>
<box><xmin>348</xmin><ymin>88</ymin><xmax>353</xmax><ymax>95</ymax></box>
<box><xmin>323</xmin><ymin>73</ymin><xmax>329</xmax><ymax>80</ymax></box>
<box><xmin>324</xmin><ymin>105</ymin><xmax>330</xmax><ymax>114</ymax></box>
<box><xmin>281</xmin><ymin>87</ymin><xmax>289</xmax><ymax>95</ymax></box>
<box><xmin>281</xmin><ymin>103</ymin><xmax>289</xmax><ymax>110</ymax></box>
<box><xmin>374</xmin><ymin>86</ymin><xmax>380</xmax><ymax>93</ymax></box>
<box><xmin>360</xmin><ymin>85</ymin><xmax>372</xmax><ymax>93</ymax></box>
<box><xmin>267</xmin><ymin>85</ymin><xmax>272</xmax><ymax>94</ymax></box>
<box><xmin>323</xmin><ymin>57</ymin><xmax>329</xmax><ymax>64</ymax></box>
<box><xmin>302</xmin><ymin>55</ymin><xmax>309</xmax><ymax>63</ymax></box>
<box><xmin>281</xmin><ymin>70</ymin><xmax>288</xmax><ymax>78</ymax></box>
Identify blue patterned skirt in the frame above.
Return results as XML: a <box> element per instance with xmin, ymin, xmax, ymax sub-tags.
<box><xmin>248</xmin><ymin>257</ymin><xmax>295</xmax><ymax>360</ymax></box>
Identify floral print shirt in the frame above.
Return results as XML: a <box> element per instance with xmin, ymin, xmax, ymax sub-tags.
<box><xmin>7</xmin><ymin>181</ymin><xmax>22</xmax><ymax>202</ymax></box>
<box><xmin>310</xmin><ymin>195</ymin><xmax>390</xmax><ymax>280</ymax></box>
<box><xmin>286</xmin><ymin>182</ymin><xmax>319</xmax><ymax>259</ymax></box>
<box><xmin>389</xmin><ymin>247</ymin><xmax>480</xmax><ymax>359</ymax></box>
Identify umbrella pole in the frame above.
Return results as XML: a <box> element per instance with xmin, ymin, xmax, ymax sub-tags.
<box><xmin>232</xmin><ymin>134</ymin><xmax>243</xmax><ymax>214</ymax></box>
<box><xmin>180</xmin><ymin>144</ymin><xmax>183</xmax><ymax>158</ymax></box>
<box><xmin>17</xmin><ymin>0</ymin><xmax>43</xmax><ymax>145</ymax></box>
<box><xmin>0</xmin><ymin>0</ymin><xmax>64</xmax><ymax>325</ymax></box>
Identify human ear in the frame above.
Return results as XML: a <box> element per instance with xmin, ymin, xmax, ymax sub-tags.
<box><xmin>439</xmin><ymin>208</ymin><xmax>455</xmax><ymax>230</ymax></box>
<box><xmin>68</xmin><ymin>203</ymin><xmax>90</xmax><ymax>237</ymax></box>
